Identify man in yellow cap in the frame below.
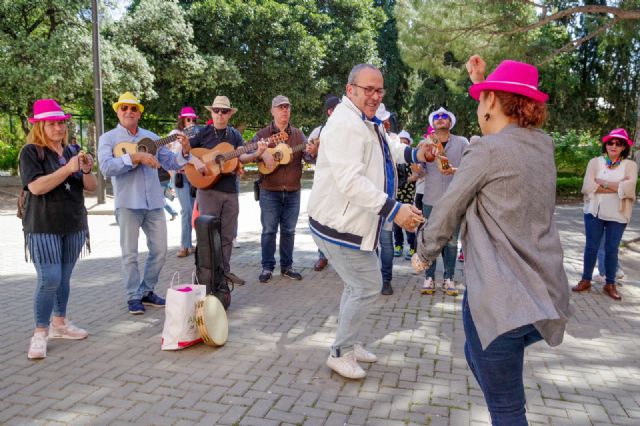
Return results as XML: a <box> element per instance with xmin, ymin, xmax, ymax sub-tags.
<box><xmin>98</xmin><ymin>92</ymin><xmax>192</xmax><ymax>315</ymax></box>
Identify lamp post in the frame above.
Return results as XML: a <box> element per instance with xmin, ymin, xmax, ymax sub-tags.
<box><xmin>92</xmin><ymin>0</ymin><xmax>105</xmax><ymax>204</ymax></box>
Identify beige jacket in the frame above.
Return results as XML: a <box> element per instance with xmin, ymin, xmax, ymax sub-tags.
<box><xmin>581</xmin><ymin>157</ymin><xmax>638</xmax><ymax>222</ymax></box>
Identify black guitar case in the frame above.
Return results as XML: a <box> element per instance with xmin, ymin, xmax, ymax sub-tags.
<box><xmin>194</xmin><ymin>215</ymin><xmax>232</xmax><ymax>310</ymax></box>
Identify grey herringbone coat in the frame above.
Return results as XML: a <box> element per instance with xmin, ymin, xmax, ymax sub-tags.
<box><xmin>417</xmin><ymin>124</ymin><xmax>572</xmax><ymax>349</ymax></box>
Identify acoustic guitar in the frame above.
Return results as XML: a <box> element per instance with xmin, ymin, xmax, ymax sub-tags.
<box><xmin>112</xmin><ymin>126</ymin><xmax>199</xmax><ymax>158</ymax></box>
<box><xmin>257</xmin><ymin>139</ymin><xmax>312</xmax><ymax>175</ymax></box>
<box><xmin>184</xmin><ymin>131</ymin><xmax>288</xmax><ymax>189</ymax></box>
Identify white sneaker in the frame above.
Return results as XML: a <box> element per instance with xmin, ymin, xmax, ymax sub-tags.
<box><xmin>593</xmin><ymin>274</ymin><xmax>605</xmax><ymax>283</ymax></box>
<box><xmin>49</xmin><ymin>319</ymin><xmax>88</xmax><ymax>340</ymax></box>
<box><xmin>326</xmin><ymin>351</ymin><xmax>366</xmax><ymax>379</ymax></box>
<box><xmin>443</xmin><ymin>278</ymin><xmax>458</xmax><ymax>296</ymax></box>
<box><xmin>353</xmin><ymin>344</ymin><xmax>377</xmax><ymax>363</ymax></box>
<box><xmin>233</xmin><ymin>238</ymin><xmax>240</xmax><ymax>248</ymax></box>
<box><xmin>421</xmin><ymin>277</ymin><xmax>436</xmax><ymax>294</ymax></box>
<box><xmin>28</xmin><ymin>332</ymin><xmax>48</xmax><ymax>359</ymax></box>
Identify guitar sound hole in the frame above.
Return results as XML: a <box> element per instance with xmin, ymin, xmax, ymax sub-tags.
<box><xmin>139</xmin><ymin>146</ymin><xmax>147</xmax><ymax>153</ymax></box>
<box><xmin>215</xmin><ymin>155</ymin><xmax>224</xmax><ymax>164</ymax></box>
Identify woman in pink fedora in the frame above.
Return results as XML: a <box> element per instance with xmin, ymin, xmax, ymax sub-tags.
<box><xmin>170</xmin><ymin>106</ymin><xmax>199</xmax><ymax>257</ymax></box>
<box><xmin>412</xmin><ymin>56</ymin><xmax>572</xmax><ymax>425</ymax></box>
<box><xmin>572</xmin><ymin>128</ymin><xmax>637</xmax><ymax>300</ymax></box>
<box><xmin>19</xmin><ymin>99</ymin><xmax>97</xmax><ymax>359</ymax></box>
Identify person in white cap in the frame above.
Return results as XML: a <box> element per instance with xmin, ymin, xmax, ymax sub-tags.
<box><xmin>419</xmin><ymin>106</ymin><xmax>469</xmax><ymax>297</ymax></box>
<box><xmin>251</xmin><ymin>95</ymin><xmax>317</xmax><ymax>283</ymax></box>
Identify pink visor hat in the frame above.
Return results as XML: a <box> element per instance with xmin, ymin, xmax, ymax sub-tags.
<box><xmin>29</xmin><ymin>99</ymin><xmax>71</xmax><ymax>123</ymax></box>
<box><xmin>178</xmin><ymin>106</ymin><xmax>197</xmax><ymax>119</ymax></box>
<box><xmin>469</xmin><ymin>60</ymin><xmax>549</xmax><ymax>103</ymax></box>
<box><xmin>602</xmin><ymin>128</ymin><xmax>633</xmax><ymax>146</ymax></box>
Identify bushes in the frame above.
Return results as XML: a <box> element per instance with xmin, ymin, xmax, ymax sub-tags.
<box><xmin>552</xmin><ymin>129</ymin><xmax>601</xmax><ymax>177</ymax></box>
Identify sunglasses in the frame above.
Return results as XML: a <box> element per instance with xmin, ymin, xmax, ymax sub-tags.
<box><xmin>184</xmin><ymin>117</ymin><xmax>195</xmax><ymax>122</ymax></box>
<box><xmin>119</xmin><ymin>105</ymin><xmax>139</xmax><ymax>113</ymax></box>
<box><xmin>605</xmin><ymin>140</ymin><xmax>626</xmax><ymax>147</ymax></box>
<box><xmin>211</xmin><ymin>108</ymin><xmax>230</xmax><ymax>114</ymax></box>
<box><xmin>433</xmin><ymin>113</ymin><xmax>450</xmax><ymax>120</ymax></box>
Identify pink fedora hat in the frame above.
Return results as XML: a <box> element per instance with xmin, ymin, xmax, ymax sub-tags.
<box><xmin>178</xmin><ymin>106</ymin><xmax>197</xmax><ymax>119</ymax></box>
<box><xmin>469</xmin><ymin>60</ymin><xmax>548</xmax><ymax>103</ymax></box>
<box><xmin>602</xmin><ymin>128</ymin><xmax>633</xmax><ymax>146</ymax></box>
<box><xmin>29</xmin><ymin>99</ymin><xmax>71</xmax><ymax>123</ymax></box>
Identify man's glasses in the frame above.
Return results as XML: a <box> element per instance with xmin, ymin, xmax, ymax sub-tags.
<box><xmin>120</xmin><ymin>105</ymin><xmax>139</xmax><ymax>113</ymax></box>
<box><xmin>605</xmin><ymin>140</ymin><xmax>626</xmax><ymax>147</ymax></box>
<box><xmin>275</xmin><ymin>104</ymin><xmax>290</xmax><ymax>110</ymax></box>
<box><xmin>433</xmin><ymin>113</ymin><xmax>450</xmax><ymax>120</ymax></box>
<box><xmin>350</xmin><ymin>84</ymin><xmax>385</xmax><ymax>97</ymax></box>
<box><xmin>212</xmin><ymin>108</ymin><xmax>230</xmax><ymax>114</ymax></box>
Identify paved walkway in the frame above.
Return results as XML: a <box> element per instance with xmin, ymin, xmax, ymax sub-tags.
<box><xmin>1</xmin><ymin>189</ymin><xmax>639</xmax><ymax>426</ymax></box>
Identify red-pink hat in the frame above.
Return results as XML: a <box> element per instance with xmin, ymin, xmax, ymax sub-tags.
<box><xmin>602</xmin><ymin>128</ymin><xmax>633</xmax><ymax>146</ymax></box>
<box><xmin>29</xmin><ymin>99</ymin><xmax>71</xmax><ymax>123</ymax></box>
<box><xmin>178</xmin><ymin>106</ymin><xmax>197</xmax><ymax>119</ymax></box>
<box><xmin>423</xmin><ymin>126</ymin><xmax>434</xmax><ymax>138</ymax></box>
<box><xmin>469</xmin><ymin>60</ymin><xmax>549</xmax><ymax>103</ymax></box>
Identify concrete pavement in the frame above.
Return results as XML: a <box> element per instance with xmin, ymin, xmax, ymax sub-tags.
<box><xmin>1</xmin><ymin>188</ymin><xmax>639</xmax><ymax>425</ymax></box>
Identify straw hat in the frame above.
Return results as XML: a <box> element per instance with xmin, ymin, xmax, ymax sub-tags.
<box><xmin>205</xmin><ymin>96</ymin><xmax>237</xmax><ymax>114</ymax></box>
<box><xmin>112</xmin><ymin>92</ymin><xmax>144</xmax><ymax>113</ymax></box>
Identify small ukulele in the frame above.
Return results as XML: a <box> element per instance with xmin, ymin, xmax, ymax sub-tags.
<box><xmin>257</xmin><ymin>139</ymin><xmax>312</xmax><ymax>175</ymax></box>
<box><xmin>185</xmin><ymin>131</ymin><xmax>288</xmax><ymax>189</ymax></box>
<box><xmin>429</xmin><ymin>134</ymin><xmax>451</xmax><ymax>171</ymax></box>
<box><xmin>112</xmin><ymin>126</ymin><xmax>199</xmax><ymax>158</ymax></box>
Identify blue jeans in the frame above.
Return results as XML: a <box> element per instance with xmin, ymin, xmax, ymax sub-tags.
<box><xmin>318</xmin><ymin>250</ymin><xmax>327</xmax><ymax>260</ymax></box>
<box><xmin>259</xmin><ymin>189</ymin><xmax>300</xmax><ymax>271</ymax></box>
<box><xmin>28</xmin><ymin>231</ymin><xmax>86</xmax><ymax>328</ymax></box>
<box><xmin>116</xmin><ymin>208</ymin><xmax>168</xmax><ymax>301</ymax></box>
<box><xmin>313</xmin><ymin>235</ymin><xmax>380</xmax><ymax>356</ymax></box>
<box><xmin>161</xmin><ymin>181</ymin><xmax>178</xmax><ymax>216</ymax></box>
<box><xmin>582</xmin><ymin>213</ymin><xmax>626</xmax><ymax>285</ymax></box>
<box><xmin>175</xmin><ymin>178</ymin><xmax>195</xmax><ymax>249</ymax></box>
<box><xmin>596</xmin><ymin>235</ymin><xmax>622</xmax><ymax>277</ymax></box>
<box><xmin>393</xmin><ymin>223</ymin><xmax>416</xmax><ymax>250</ymax></box>
<box><xmin>463</xmin><ymin>292</ymin><xmax>542</xmax><ymax>425</ymax></box>
<box><xmin>423</xmin><ymin>204</ymin><xmax>458</xmax><ymax>280</ymax></box>
<box><xmin>380</xmin><ymin>229</ymin><xmax>394</xmax><ymax>282</ymax></box>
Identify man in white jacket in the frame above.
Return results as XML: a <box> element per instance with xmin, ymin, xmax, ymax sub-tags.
<box><xmin>308</xmin><ymin>64</ymin><xmax>435</xmax><ymax>379</ymax></box>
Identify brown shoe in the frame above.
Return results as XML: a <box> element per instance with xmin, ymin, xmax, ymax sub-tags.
<box><xmin>176</xmin><ymin>248</ymin><xmax>189</xmax><ymax>258</ymax></box>
<box><xmin>603</xmin><ymin>283</ymin><xmax>621</xmax><ymax>300</ymax></box>
<box><xmin>314</xmin><ymin>258</ymin><xmax>328</xmax><ymax>271</ymax></box>
<box><xmin>572</xmin><ymin>279</ymin><xmax>591</xmax><ymax>292</ymax></box>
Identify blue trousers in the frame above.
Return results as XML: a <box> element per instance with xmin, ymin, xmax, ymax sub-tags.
<box><xmin>581</xmin><ymin>213</ymin><xmax>626</xmax><ymax>285</ymax></box>
<box><xmin>259</xmin><ymin>189</ymin><xmax>300</xmax><ymax>271</ymax></box>
<box><xmin>463</xmin><ymin>292</ymin><xmax>542</xmax><ymax>425</ymax></box>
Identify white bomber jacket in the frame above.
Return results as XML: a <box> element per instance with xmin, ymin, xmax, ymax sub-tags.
<box><xmin>308</xmin><ymin>96</ymin><xmax>418</xmax><ymax>251</ymax></box>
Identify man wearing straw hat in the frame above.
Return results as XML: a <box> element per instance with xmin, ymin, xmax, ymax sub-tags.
<box><xmin>189</xmin><ymin>95</ymin><xmax>269</xmax><ymax>286</ymax></box>
<box><xmin>98</xmin><ymin>92</ymin><xmax>192</xmax><ymax>315</ymax></box>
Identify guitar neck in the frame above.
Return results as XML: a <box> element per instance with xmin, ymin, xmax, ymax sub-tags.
<box><xmin>291</xmin><ymin>143</ymin><xmax>307</xmax><ymax>154</ymax></box>
<box><xmin>219</xmin><ymin>133</ymin><xmax>288</xmax><ymax>161</ymax></box>
<box><xmin>155</xmin><ymin>134</ymin><xmax>180</xmax><ymax>149</ymax></box>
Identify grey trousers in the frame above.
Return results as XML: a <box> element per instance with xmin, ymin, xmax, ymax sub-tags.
<box><xmin>313</xmin><ymin>234</ymin><xmax>380</xmax><ymax>356</ymax></box>
<box><xmin>197</xmin><ymin>189</ymin><xmax>239</xmax><ymax>274</ymax></box>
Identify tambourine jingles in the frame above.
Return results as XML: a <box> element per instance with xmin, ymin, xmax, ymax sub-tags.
<box><xmin>195</xmin><ymin>293</ymin><xmax>228</xmax><ymax>346</ymax></box>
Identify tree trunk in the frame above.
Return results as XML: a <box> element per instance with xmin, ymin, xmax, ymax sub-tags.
<box><xmin>635</xmin><ymin>93</ymin><xmax>640</xmax><ymax>147</ymax></box>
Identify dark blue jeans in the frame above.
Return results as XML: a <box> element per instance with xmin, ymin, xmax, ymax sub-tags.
<box><xmin>463</xmin><ymin>292</ymin><xmax>542</xmax><ymax>426</ymax></box>
<box><xmin>393</xmin><ymin>223</ymin><xmax>416</xmax><ymax>250</ymax></box>
<box><xmin>259</xmin><ymin>189</ymin><xmax>301</xmax><ymax>271</ymax></box>
<box><xmin>582</xmin><ymin>213</ymin><xmax>626</xmax><ymax>285</ymax></box>
<box><xmin>379</xmin><ymin>229</ymin><xmax>394</xmax><ymax>282</ymax></box>
<box><xmin>422</xmin><ymin>204</ymin><xmax>458</xmax><ymax>280</ymax></box>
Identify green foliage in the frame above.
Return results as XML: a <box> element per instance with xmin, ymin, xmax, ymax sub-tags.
<box><xmin>555</xmin><ymin>176</ymin><xmax>583</xmax><ymax>198</ymax></box>
<box><xmin>552</xmin><ymin>130</ymin><xmax>601</xmax><ymax>176</ymax></box>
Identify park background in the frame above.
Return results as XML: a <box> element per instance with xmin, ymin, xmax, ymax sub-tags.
<box><xmin>1</xmin><ymin>0</ymin><xmax>639</xmax><ymax>197</ymax></box>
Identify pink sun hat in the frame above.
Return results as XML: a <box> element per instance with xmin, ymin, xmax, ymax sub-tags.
<box><xmin>602</xmin><ymin>128</ymin><xmax>633</xmax><ymax>146</ymax></box>
<box><xmin>469</xmin><ymin>60</ymin><xmax>549</xmax><ymax>103</ymax></box>
<box><xmin>29</xmin><ymin>99</ymin><xmax>71</xmax><ymax>123</ymax></box>
<box><xmin>178</xmin><ymin>106</ymin><xmax>198</xmax><ymax>119</ymax></box>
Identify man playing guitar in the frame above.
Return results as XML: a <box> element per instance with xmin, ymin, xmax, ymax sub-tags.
<box><xmin>188</xmin><ymin>96</ymin><xmax>272</xmax><ymax>286</ymax></box>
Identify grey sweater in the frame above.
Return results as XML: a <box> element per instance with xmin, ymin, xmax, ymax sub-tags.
<box><xmin>416</xmin><ymin>124</ymin><xmax>573</xmax><ymax>349</ymax></box>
